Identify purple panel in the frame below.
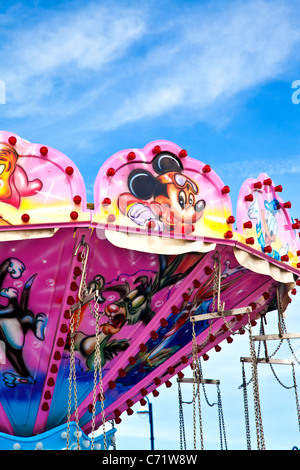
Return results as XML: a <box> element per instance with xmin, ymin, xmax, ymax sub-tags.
<box><xmin>0</xmin><ymin>228</ymin><xmax>76</xmax><ymax>436</ymax></box>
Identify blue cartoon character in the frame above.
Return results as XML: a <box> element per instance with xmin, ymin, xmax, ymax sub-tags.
<box><xmin>248</xmin><ymin>192</ymin><xmax>288</xmax><ymax>259</ymax></box>
<box><xmin>0</xmin><ymin>258</ymin><xmax>47</xmax><ymax>387</ymax></box>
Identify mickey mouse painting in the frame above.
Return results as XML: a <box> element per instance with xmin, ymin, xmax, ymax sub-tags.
<box><xmin>118</xmin><ymin>151</ymin><xmax>206</xmax><ymax>235</ymax></box>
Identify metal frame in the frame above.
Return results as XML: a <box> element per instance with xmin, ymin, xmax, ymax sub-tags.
<box><xmin>190</xmin><ymin>306</ymin><xmax>252</xmax><ymax>322</ymax></box>
<box><xmin>177</xmin><ymin>378</ymin><xmax>220</xmax><ymax>385</ymax></box>
<box><xmin>253</xmin><ymin>333</ymin><xmax>300</xmax><ymax>341</ymax></box>
<box><xmin>240</xmin><ymin>357</ymin><xmax>295</xmax><ymax>365</ymax></box>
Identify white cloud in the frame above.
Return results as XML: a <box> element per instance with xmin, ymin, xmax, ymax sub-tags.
<box><xmin>0</xmin><ymin>2</ymin><xmax>147</xmax><ymax>115</ymax></box>
<box><xmin>99</xmin><ymin>0</ymin><xmax>300</xmax><ymax>130</ymax></box>
<box><xmin>1</xmin><ymin>0</ymin><xmax>300</xmax><ymax>132</ymax></box>
<box><xmin>217</xmin><ymin>157</ymin><xmax>300</xmax><ymax>179</ymax></box>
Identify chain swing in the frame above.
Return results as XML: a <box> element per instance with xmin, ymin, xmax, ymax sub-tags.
<box><xmin>178</xmin><ymin>251</ymin><xmax>229</xmax><ymax>450</ymax></box>
<box><xmin>90</xmin><ymin>292</ymin><xmax>107</xmax><ymax>450</ymax></box>
<box><xmin>247</xmin><ymin>309</ymin><xmax>266</xmax><ymax>450</ymax></box>
<box><xmin>197</xmin><ymin>358</ymin><xmax>227</xmax><ymax>450</ymax></box>
<box><xmin>67</xmin><ymin>236</ymin><xmax>107</xmax><ymax>450</ymax></box>
<box><xmin>177</xmin><ymin>347</ymin><xmax>228</xmax><ymax>450</ymax></box>
<box><xmin>191</xmin><ymin>318</ymin><xmax>204</xmax><ymax>450</ymax></box>
<box><xmin>66</xmin><ymin>303</ymin><xmax>82</xmax><ymax>450</ymax></box>
<box><xmin>178</xmin><ymin>380</ymin><xmax>187</xmax><ymax>450</ymax></box>
<box><xmin>66</xmin><ymin>238</ymin><xmax>88</xmax><ymax>450</ymax></box>
<box><xmin>240</xmin><ymin>285</ymin><xmax>300</xmax><ymax>450</ymax></box>
<box><xmin>79</xmin><ymin>243</ymin><xmax>107</xmax><ymax>450</ymax></box>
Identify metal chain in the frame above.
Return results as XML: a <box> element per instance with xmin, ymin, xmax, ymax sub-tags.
<box><xmin>248</xmin><ymin>311</ymin><xmax>265</xmax><ymax>450</ymax></box>
<box><xmin>241</xmin><ymin>361</ymin><xmax>252</xmax><ymax>450</ymax></box>
<box><xmin>212</xmin><ymin>252</ymin><xmax>240</xmax><ymax>336</ymax></box>
<box><xmin>277</xmin><ymin>290</ymin><xmax>300</xmax><ymax>365</ymax></box>
<box><xmin>261</xmin><ymin>298</ymin><xmax>300</xmax><ymax>387</ymax></box>
<box><xmin>78</xmin><ymin>248</ymin><xmax>107</xmax><ymax>450</ymax></box>
<box><xmin>178</xmin><ymin>381</ymin><xmax>187</xmax><ymax>450</ymax></box>
<box><xmin>191</xmin><ymin>319</ymin><xmax>204</xmax><ymax>450</ymax></box>
<box><xmin>240</xmin><ymin>290</ymin><xmax>300</xmax><ymax>449</ymax></box>
<box><xmin>66</xmin><ymin>244</ymin><xmax>89</xmax><ymax>450</ymax></box>
<box><xmin>67</xmin><ymin>241</ymin><xmax>107</xmax><ymax>450</ymax></box>
<box><xmin>198</xmin><ymin>359</ymin><xmax>215</xmax><ymax>408</ymax></box>
<box><xmin>198</xmin><ymin>358</ymin><xmax>227</xmax><ymax>450</ymax></box>
<box><xmin>211</xmin><ymin>254</ymin><xmax>218</xmax><ymax>314</ymax></box>
<box><xmin>217</xmin><ymin>384</ymin><xmax>228</xmax><ymax>450</ymax></box>
<box><xmin>292</xmin><ymin>363</ymin><xmax>300</xmax><ymax>433</ymax></box>
<box><xmin>90</xmin><ymin>295</ymin><xmax>107</xmax><ymax>450</ymax></box>
<box><xmin>66</xmin><ymin>303</ymin><xmax>82</xmax><ymax>450</ymax></box>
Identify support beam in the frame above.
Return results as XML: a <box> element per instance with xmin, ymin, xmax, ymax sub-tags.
<box><xmin>177</xmin><ymin>378</ymin><xmax>220</xmax><ymax>385</ymax></box>
<box><xmin>190</xmin><ymin>306</ymin><xmax>252</xmax><ymax>322</ymax></box>
<box><xmin>253</xmin><ymin>333</ymin><xmax>300</xmax><ymax>341</ymax></box>
<box><xmin>240</xmin><ymin>357</ymin><xmax>295</xmax><ymax>365</ymax></box>
<box><xmin>70</xmin><ymin>291</ymin><xmax>95</xmax><ymax>313</ymax></box>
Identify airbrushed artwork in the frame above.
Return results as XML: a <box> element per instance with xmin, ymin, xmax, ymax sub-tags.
<box><xmin>117</xmin><ymin>151</ymin><xmax>206</xmax><ymax>235</ymax></box>
<box><xmin>0</xmin><ymin>130</ymin><xmax>298</xmax><ymax>449</ymax></box>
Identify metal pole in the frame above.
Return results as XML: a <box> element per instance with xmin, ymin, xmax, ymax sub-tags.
<box><xmin>148</xmin><ymin>401</ymin><xmax>155</xmax><ymax>450</ymax></box>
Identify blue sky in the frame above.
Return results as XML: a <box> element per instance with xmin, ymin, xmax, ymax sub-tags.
<box><xmin>1</xmin><ymin>0</ymin><xmax>300</xmax><ymax>450</ymax></box>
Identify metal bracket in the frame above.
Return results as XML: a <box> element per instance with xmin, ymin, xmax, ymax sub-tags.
<box><xmin>240</xmin><ymin>357</ymin><xmax>295</xmax><ymax>365</ymax></box>
<box><xmin>190</xmin><ymin>306</ymin><xmax>252</xmax><ymax>322</ymax></box>
<box><xmin>70</xmin><ymin>290</ymin><xmax>97</xmax><ymax>313</ymax></box>
<box><xmin>73</xmin><ymin>235</ymin><xmax>90</xmax><ymax>302</ymax></box>
<box><xmin>253</xmin><ymin>333</ymin><xmax>300</xmax><ymax>341</ymax></box>
<box><xmin>177</xmin><ymin>378</ymin><xmax>220</xmax><ymax>385</ymax></box>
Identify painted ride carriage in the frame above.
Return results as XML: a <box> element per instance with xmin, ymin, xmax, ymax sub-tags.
<box><xmin>0</xmin><ymin>131</ymin><xmax>298</xmax><ymax>450</ymax></box>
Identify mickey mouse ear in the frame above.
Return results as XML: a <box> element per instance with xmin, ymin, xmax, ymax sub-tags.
<box><xmin>152</xmin><ymin>152</ymin><xmax>183</xmax><ymax>175</ymax></box>
<box><xmin>128</xmin><ymin>169</ymin><xmax>156</xmax><ymax>200</ymax></box>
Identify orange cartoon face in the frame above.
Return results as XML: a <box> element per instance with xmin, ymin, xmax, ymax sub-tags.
<box><xmin>0</xmin><ymin>144</ymin><xmax>43</xmax><ymax>209</ymax></box>
<box><xmin>153</xmin><ymin>171</ymin><xmax>205</xmax><ymax>226</ymax></box>
<box><xmin>120</xmin><ymin>151</ymin><xmax>206</xmax><ymax>232</ymax></box>
<box><xmin>0</xmin><ymin>146</ymin><xmax>18</xmax><ymax>199</ymax></box>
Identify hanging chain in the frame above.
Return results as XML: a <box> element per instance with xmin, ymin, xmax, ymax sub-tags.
<box><xmin>66</xmin><ymin>242</ymin><xmax>90</xmax><ymax>450</ymax></box>
<box><xmin>292</xmin><ymin>363</ymin><xmax>300</xmax><ymax>433</ymax></box>
<box><xmin>78</xmin><ymin>247</ymin><xmax>107</xmax><ymax>451</ymax></box>
<box><xmin>248</xmin><ymin>311</ymin><xmax>265</xmax><ymax>450</ymax></box>
<box><xmin>277</xmin><ymin>292</ymin><xmax>300</xmax><ymax>365</ymax></box>
<box><xmin>178</xmin><ymin>381</ymin><xmax>187</xmax><ymax>450</ymax></box>
<box><xmin>212</xmin><ymin>252</ymin><xmax>240</xmax><ymax>336</ymax></box>
<box><xmin>197</xmin><ymin>358</ymin><xmax>227</xmax><ymax>450</ymax></box>
<box><xmin>90</xmin><ymin>293</ymin><xmax>107</xmax><ymax>450</ymax></box>
<box><xmin>199</xmin><ymin>253</ymin><xmax>220</xmax><ymax>353</ymax></box>
<box><xmin>66</xmin><ymin>295</ymin><xmax>82</xmax><ymax>450</ymax></box>
<box><xmin>211</xmin><ymin>254</ymin><xmax>219</xmax><ymax>315</ymax></box>
<box><xmin>67</xmin><ymin>238</ymin><xmax>107</xmax><ymax>450</ymax></box>
<box><xmin>216</xmin><ymin>383</ymin><xmax>227</xmax><ymax>450</ymax></box>
<box><xmin>241</xmin><ymin>361</ymin><xmax>252</xmax><ymax>450</ymax></box>
<box><xmin>191</xmin><ymin>319</ymin><xmax>204</xmax><ymax>450</ymax></box>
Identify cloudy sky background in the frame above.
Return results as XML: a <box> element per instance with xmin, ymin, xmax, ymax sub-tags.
<box><xmin>1</xmin><ymin>0</ymin><xmax>300</xmax><ymax>450</ymax></box>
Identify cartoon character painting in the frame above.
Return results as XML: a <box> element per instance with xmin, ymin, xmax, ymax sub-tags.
<box><xmin>0</xmin><ymin>144</ymin><xmax>42</xmax><ymax>211</ymax></box>
<box><xmin>73</xmin><ymin>254</ymin><xmax>202</xmax><ymax>370</ymax></box>
<box><xmin>104</xmin><ymin>256</ymin><xmax>250</xmax><ymax>396</ymax></box>
<box><xmin>248</xmin><ymin>192</ymin><xmax>289</xmax><ymax>259</ymax></box>
<box><xmin>140</xmin><ymin>258</ymin><xmax>248</xmax><ymax>370</ymax></box>
<box><xmin>0</xmin><ymin>258</ymin><xmax>47</xmax><ymax>387</ymax></box>
<box><xmin>118</xmin><ymin>152</ymin><xmax>206</xmax><ymax>235</ymax></box>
